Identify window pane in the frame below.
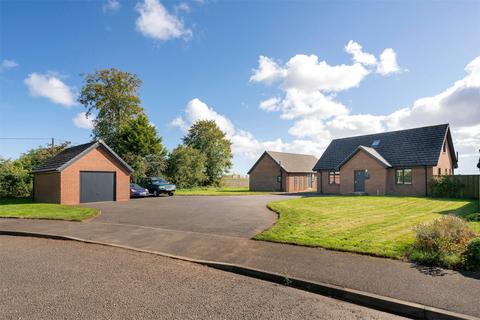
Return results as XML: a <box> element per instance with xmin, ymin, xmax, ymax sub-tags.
<box><xmin>335</xmin><ymin>172</ymin><xmax>340</xmax><ymax>185</ymax></box>
<box><xmin>403</xmin><ymin>169</ymin><xmax>412</xmax><ymax>184</ymax></box>
<box><xmin>396</xmin><ymin>170</ymin><xmax>403</xmax><ymax>184</ymax></box>
<box><xmin>329</xmin><ymin>172</ymin><xmax>334</xmax><ymax>184</ymax></box>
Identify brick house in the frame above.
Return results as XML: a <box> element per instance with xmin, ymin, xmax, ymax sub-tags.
<box><xmin>32</xmin><ymin>141</ymin><xmax>133</xmax><ymax>204</ymax></box>
<box><xmin>313</xmin><ymin>124</ymin><xmax>457</xmax><ymax>196</ymax></box>
<box><xmin>248</xmin><ymin>151</ymin><xmax>318</xmax><ymax>192</ymax></box>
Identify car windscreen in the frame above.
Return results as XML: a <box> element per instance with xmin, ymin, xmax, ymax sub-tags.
<box><xmin>151</xmin><ymin>179</ymin><xmax>168</xmax><ymax>184</ymax></box>
<box><xmin>131</xmin><ymin>184</ymin><xmax>142</xmax><ymax>189</ymax></box>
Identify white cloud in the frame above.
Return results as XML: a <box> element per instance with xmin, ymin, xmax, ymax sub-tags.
<box><xmin>103</xmin><ymin>0</ymin><xmax>121</xmax><ymax>12</ymax></box>
<box><xmin>250</xmin><ymin>56</ymin><xmax>285</xmax><ymax>84</ymax></box>
<box><xmin>252</xmin><ymin>43</ymin><xmax>479</xmax><ymax>173</ymax></box>
<box><xmin>259</xmin><ymin>97</ymin><xmax>281</xmax><ymax>112</ymax></box>
<box><xmin>345</xmin><ymin>40</ymin><xmax>377</xmax><ymax>66</ymax></box>
<box><xmin>279</xmin><ymin>88</ymin><xmax>349</xmax><ymax>120</ymax></box>
<box><xmin>136</xmin><ymin>0</ymin><xmax>192</xmax><ymax>41</ymax></box>
<box><xmin>385</xmin><ymin>56</ymin><xmax>480</xmax><ymax>130</ymax></box>
<box><xmin>171</xmin><ymin>98</ymin><xmax>235</xmax><ymax>137</ymax></box>
<box><xmin>377</xmin><ymin>48</ymin><xmax>401</xmax><ymax>75</ymax></box>
<box><xmin>1</xmin><ymin>59</ymin><xmax>19</xmax><ymax>71</ymax></box>
<box><xmin>175</xmin><ymin>2</ymin><xmax>190</xmax><ymax>13</ymax></box>
<box><xmin>73</xmin><ymin>112</ymin><xmax>95</xmax><ymax>129</ymax></box>
<box><xmin>24</xmin><ymin>72</ymin><xmax>77</xmax><ymax>107</ymax></box>
<box><xmin>251</xmin><ymin>41</ymin><xmax>402</xmax><ymax>124</ymax></box>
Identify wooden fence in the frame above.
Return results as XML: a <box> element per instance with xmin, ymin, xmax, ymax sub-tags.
<box><xmin>221</xmin><ymin>175</ymin><xmax>249</xmax><ymax>188</ymax></box>
<box><xmin>433</xmin><ymin>175</ymin><xmax>480</xmax><ymax>200</ymax></box>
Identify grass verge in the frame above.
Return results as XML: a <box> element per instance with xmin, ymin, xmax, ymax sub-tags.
<box><xmin>255</xmin><ymin>196</ymin><xmax>480</xmax><ymax>259</ymax></box>
<box><xmin>0</xmin><ymin>198</ymin><xmax>99</xmax><ymax>221</ymax></box>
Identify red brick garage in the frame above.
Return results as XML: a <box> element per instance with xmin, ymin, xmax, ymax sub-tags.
<box><xmin>32</xmin><ymin>141</ymin><xmax>133</xmax><ymax>204</ymax></box>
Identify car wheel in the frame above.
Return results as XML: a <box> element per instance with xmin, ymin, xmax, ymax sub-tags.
<box><xmin>153</xmin><ymin>190</ymin><xmax>159</xmax><ymax>197</ymax></box>
<box><xmin>168</xmin><ymin>192</ymin><xmax>174</xmax><ymax>197</ymax></box>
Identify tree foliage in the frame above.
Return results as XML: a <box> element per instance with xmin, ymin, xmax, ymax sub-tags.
<box><xmin>183</xmin><ymin>120</ymin><xmax>232</xmax><ymax>186</ymax></box>
<box><xmin>0</xmin><ymin>159</ymin><xmax>30</xmax><ymax>198</ymax></box>
<box><xmin>165</xmin><ymin>145</ymin><xmax>206</xmax><ymax>188</ymax></box>
<box><xmin>78</xmin><ymin>68</ymin><xmax>167</xmax><ymax>181</ymax></box>
<box><xmin>0</xmin><ymin>142</ymin><xmax>69</xmax><ymax>198</ymax></box>
<box><xmin>78</xmin><ymin>68</ymin><xmax>144</xmax><ymax>149</ymax></box>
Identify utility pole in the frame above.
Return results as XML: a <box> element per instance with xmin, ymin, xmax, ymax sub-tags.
<box><xmin>51</xmin><ymin>137</ymin><xmax>55</xmax><ymax>155</ymax></box>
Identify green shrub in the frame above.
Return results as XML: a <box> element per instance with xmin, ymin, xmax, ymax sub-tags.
<box><xmin>408</xmin><ymin>216</ymin><xmax>477</xmax><ymax>268</ymax></box>
<box><xmin>0</xmin><ymin>159</ymin><xmax>31</xmax><ymax>198</ymax></box>
<box><xmin>430</xmin><ymin>176</ymin><xmax>465</xmax><ymax>198</ymax></box>
<box><xmin>462</xmin><ymin>238</ymin><xmax>480</xmax><ymax>271</ymax></box>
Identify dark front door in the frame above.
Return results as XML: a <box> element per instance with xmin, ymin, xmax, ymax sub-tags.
<box><xmin>80</xmin><ymin>171</ymin><xmax>115</xmax><ymax>203</ymax></box>
<box><xmin>354</xmin><ymin>170</ymin><xmax>366</xmax><ymax>193</ymax></box>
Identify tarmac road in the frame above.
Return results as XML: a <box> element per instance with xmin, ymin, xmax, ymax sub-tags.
<box><xmin>0</xmin><ymin>236</ymin><xmax>404</xmax><ymax>320</ymax></box>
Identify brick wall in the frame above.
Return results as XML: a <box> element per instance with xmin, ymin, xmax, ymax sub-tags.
<box><xmin>386</xmin><ymin>167</ymin><xmax>432</xmax><ymax>196</ymax></box>
<box><xmin>249</xmin><ymin>154</ymin><xmax>283</xmax><ymax>191</ymax></box>
<box><xmin>60</xmin><ymin>147</ymin><xmax>130</xmax><ymax>204</ymax></box>
<box><xmin>33</xmin><ymin>172</ymin><xmax>61</xmax><ymax>203</ymax></box>
<box><xmin>433</xmin><ymin>138</ymin><xmax>454</xmax><ymax>176</ymax></box>
<box><xmin>317</xmin><ymin>170</ymin><xmax>341</xmax><ymax>194</ymax></box>
<box><xmin>339</xmin><ymin>150</ymin><xmax>387</xmax><ymax>195</ymax></box>
<box><xmin>285</xmin><ymin>173</ymin><xmax>317</xmax><ymax>192</ymax></box>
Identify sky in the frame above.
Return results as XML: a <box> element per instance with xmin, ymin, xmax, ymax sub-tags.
<box><xmin>0</xmin><ymin>0</ymin><xmax>479</xmax><ymax>174</ymax></box>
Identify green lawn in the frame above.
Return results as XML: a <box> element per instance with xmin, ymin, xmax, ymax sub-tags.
<box><xmin>0</xmin><ymin>198</ymin><xmax>99</xmax><ymax>221</ymax></box>
<box><xmin>255</xmin><ymin>196</ymin><xmax>480</xmax><ymax>259</ymax></box>
<box><xmin>176</xmin><ymin>187</ymin><xmax>275</xmax><ymax>196</ymax></box>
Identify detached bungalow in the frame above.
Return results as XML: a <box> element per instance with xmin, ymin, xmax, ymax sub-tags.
<box><xmin>313</xmin><ymin>124</ymin><xmax>457</xmax><ymax>196</ymax></box>
<box><xmin>248</xmin><ymin>151</ymin><xmax>318</xmax><ymax>192</ymax></box>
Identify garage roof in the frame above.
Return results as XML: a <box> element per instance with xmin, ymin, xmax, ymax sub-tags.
<box><xmin>248</xmin><ymin>151</ymin><xmax>318</xmax><ymax>174</ymax></box>
<box><xmin>32</xmin><ymin>141</ymin><xmax>134</xmax><ymax>173</ymax></box>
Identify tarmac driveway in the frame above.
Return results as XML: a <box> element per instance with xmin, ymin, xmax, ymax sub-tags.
<box><xmin>88</xmin><ymin>195</ymin><xmax>298</xmax><ymax>238</ymax></box>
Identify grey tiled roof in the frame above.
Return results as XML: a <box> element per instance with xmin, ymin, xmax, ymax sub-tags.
<box><xmin>32</xmin><ymin>141</ymin><xmax>133</xmax><ymax>173</ymax></box>
<box><xmin>32</xmin><ymin>142</ymin><xmax>97</xmax><ymax>172</ymax></box>
<box><xmin>313</xmin><ymin>124</ymin><xmax>455</xmax><ymax>170</ymax></box>
<box><xmin>248</xmin><ymin>151</ymin><xmax>318</xmax><ymax>174</ymax></box>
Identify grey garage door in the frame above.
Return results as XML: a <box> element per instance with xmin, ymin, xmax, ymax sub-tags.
<box><xmin>80</xmin><ymin>172</ymin><xmax>116</xmax><ymax>203</ymax></box>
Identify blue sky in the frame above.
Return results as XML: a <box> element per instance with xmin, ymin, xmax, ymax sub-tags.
<box><xmin>1</xmin><ymin>0</ymin><xmax>479</xmax><ymax>174</ymax></box>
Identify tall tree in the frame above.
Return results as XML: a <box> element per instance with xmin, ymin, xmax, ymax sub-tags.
<box><xmin>183</xmin><ymin>120</ymin><xmax>232</xmax><ymax>186</ymax></box>
<box><xmin>78</xmin><ymin>68</ymin><xmax>143</xmax><ymax>149</ymax></box>
<box><xmin>78</xmin><ymin>68</ymin><xmax>167</xmax><ymax>180</ymax></box>
<box><xmin>165</xmin><ymin>145</ymin><xmax>207</xmax><ymax>188</ymax></box>
<box><xmin>116</xmin><ymin>114</ymin><xmax>167</xmax><ymax>181</ymax></box>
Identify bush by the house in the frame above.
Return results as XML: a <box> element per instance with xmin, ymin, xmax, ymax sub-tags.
<box><xmin>462</xmin><ymin>238</ymin><xmax>480</xmax><ymax>271</ymax></box>
<box><xmin>430</xmin><ymin>176</ymin><xmax>465</xmax><ymax>198</ymax></box>
<box><xmin>408</xmin><ymin>216</ymin><xmax>477</xmax><ymax>268</ymax></box>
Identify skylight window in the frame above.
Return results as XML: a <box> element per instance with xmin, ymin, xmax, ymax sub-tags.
<box><xmin>371</xmin><ymin>139</ymin><xmax>381</xmax><ymax>148</ymax></box>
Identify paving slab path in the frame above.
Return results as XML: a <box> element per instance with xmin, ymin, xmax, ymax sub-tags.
<box><xmin>1</xmin><ymin>195</ymin><xmax>479</xmax><ymax>318</ymax></box>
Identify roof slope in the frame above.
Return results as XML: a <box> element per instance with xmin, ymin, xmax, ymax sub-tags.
<box><xmin>314</xmin><ymin>124</ymin><xmax>455</xmax><ymax>170</ymax></box>
<box><xmin>248</xmin><ymin>151</ymin><xmax>318</xmax><ymax>174</ymax></box>
<box><xmin>32</xmin><ymin>141</ymin><xmax>133</xmax><ymax>173</ymax></box>
<box><xmin>338</xmin><ymin>146</ymin><xmax>392</xmax><ymax>169</ymax></box>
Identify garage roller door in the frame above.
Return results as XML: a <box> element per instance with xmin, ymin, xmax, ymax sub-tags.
<box><xmin>80</xmin><ymin>172</ymin><xmax>115</xmax><ymax>203</ymax></box>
